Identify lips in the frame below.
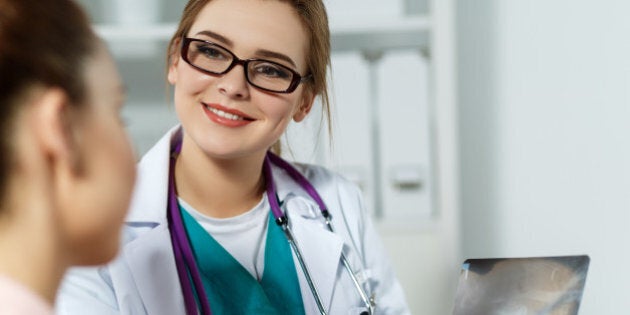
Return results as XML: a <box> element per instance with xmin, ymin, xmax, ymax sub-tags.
<box><xmin>202</xmin><ymin>103</ymin><xmax>254</xmax><ymax>127</ymax></box>
<box><xmin>206</xmin><ymin>105</ymin><xmax>244</xmax><ymax>121</ymax></box>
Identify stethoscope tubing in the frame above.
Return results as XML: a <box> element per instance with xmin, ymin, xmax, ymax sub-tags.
<box><xmin>282</xmin><ymin>223</ymin><xmax>328</xmax><ymax>315</ymax></box>
<box><xmin>168</xmin><ymin>142</ymin><xmax>212</xmax><ymax>315</ymax></box>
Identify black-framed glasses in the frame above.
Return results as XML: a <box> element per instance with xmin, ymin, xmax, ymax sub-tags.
<box><xmin>180</xmin><ymin>37</ymin><xmax>311</xmax><ymax>94</ymax></box>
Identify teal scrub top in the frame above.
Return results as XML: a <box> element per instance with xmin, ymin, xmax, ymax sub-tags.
<box><xmin>180</xmin><ymin>204</ymin><xmax>305</xmax><ymax>315</ymax></box>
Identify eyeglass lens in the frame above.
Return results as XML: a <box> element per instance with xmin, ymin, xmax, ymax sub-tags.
<box><xmin>185</xmin><ymin>39</ymin><xmax>299</xmax><ymax>93</ymax></box>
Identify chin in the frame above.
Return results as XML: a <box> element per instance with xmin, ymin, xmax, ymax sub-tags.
<box><xmin>70</xmin><ymin>237</ymin><xmax>122</xmax><ymax>266</ymax></box>
<box><xmin>203</xmin><ymin>142</ymin><xmax>271</xmax><ymax>160</ymax></box>
<box><xmin>77</xmin><ymin>249</ymin><xmax>120</xmax><ymax>266</ymax></box>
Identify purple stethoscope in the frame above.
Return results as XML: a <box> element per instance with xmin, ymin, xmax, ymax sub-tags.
<box><xmin>166</xmin><ymin>134</ymin><xmax>375</xmax><ymax>315</ymax></box>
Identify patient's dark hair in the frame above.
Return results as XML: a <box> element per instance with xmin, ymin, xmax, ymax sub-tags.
<box><xmin>0</xmin><ymin>0</ymin><xmax>97</xmax><ymax>205</ymax></box>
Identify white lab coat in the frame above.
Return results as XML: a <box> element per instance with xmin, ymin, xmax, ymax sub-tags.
<box><xmin>56</xmin><ymin>127</ymin><xmax>411</xmax><ymax>315</ymax></box>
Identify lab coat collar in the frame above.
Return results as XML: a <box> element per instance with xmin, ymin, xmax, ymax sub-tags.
<box><xmin>125</xmin><ymin>126</ymin><xmax>180</xmax><ymax>224</ymax></box>
<box><xmin>272</xmin><ymin>161</ymin><xmax>310</xmax><ymax>209</ymax></box>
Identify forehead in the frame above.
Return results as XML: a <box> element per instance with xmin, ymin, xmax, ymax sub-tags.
<box><xmin>189</xmin><ymin>0</ymin><xmax>309</xmax><ymax>66</ymax></box>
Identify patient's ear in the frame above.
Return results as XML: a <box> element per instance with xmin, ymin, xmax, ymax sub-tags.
<box><xmin>31</xmin><ymin>88</ymin><xmax>79</xmax><ymax>172</ymax></box>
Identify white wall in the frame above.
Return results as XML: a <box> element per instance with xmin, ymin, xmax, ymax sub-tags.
<box><xmin>458</xmin><ymin>1</ymin><xmax>630</xmax><ymax>314</ymax></box>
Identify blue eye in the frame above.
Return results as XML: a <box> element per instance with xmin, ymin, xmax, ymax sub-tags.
<box><xmin>196</xmin><ymin>43</ymin><xmax>228</xmax><ymax>60</ymax></box>
<box><xmin>253</xmin><ymin>63</ymin><xmax>292</xmax><ymax>79</ymax></box>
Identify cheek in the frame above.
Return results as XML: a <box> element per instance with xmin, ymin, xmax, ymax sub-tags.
<box><xmin>65</xmin><ymin>121</ymin><xmax>136</xmax><ymax>264</ymax></box>
<box><xmin>173</xmin><ymin>70</ymin><xmax>215</xmax><ymax>122</ymax></box>
<box><xmin>98</xmin><ymin>126</ymin><xmax>136</xmax><ymax>213</ymax></box>
<box><xmin>173</xmin><ymin>63</ymin><xmax>212</xmax><ymax>96</ymax></box>
<box><xmin>259</xmin><ymin>93</ymin><xmax>302</xmax><ymax>120</ymax></box>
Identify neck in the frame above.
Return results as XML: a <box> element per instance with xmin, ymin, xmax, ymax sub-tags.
<box><xmin>174</xmin><ymin>136</ymin><xmax>268</xmax><ymax>218</ymax></box>
<box><xmin>0</xmin><ymin>231</ymin><xmax>64</xmax><ymax>305</ymax></box>
<box><xmin>0</xmin><ymin>196</ymin><xmax>65</xmax><ymax>305</ymax></box>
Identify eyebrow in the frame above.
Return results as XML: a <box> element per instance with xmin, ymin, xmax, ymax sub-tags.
<box><xmin>194</xmin><ymin>30</ymin><xmax>298</xmax><ymax>68</ymax></box>
<box><xmin>195</xmin><ymin>30</ymin><xmax>232</xmax><ymax>46</ymax></box>
<box><xmin>254</xmin><ymin>49</ymin><xmax>297</xmax><ymax>68</ymax></box>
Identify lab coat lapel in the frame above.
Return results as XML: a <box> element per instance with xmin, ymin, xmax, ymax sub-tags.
<box><xmin>288</xmin><ymin>213</ymin><xmax>343</xmax><ymax>314</ymax></box>
<box><xmin>124</xmin><ymin>225</ymin><xmax>186</xmax><ymax>315</ymax></box>
<box><xmin>274</xmin><ymin>164</ymin><xmax>344</xmax><ymax>314</ymax></box>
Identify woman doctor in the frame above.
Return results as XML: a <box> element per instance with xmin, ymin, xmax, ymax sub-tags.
<box><xmin>0</xmin><ymin>0</ymin><xmax>136</xmax><ymax>313</ymax></box>
<box><xmin>57</xmin><ymin>0</ymin><xmax>410</xmax><ymax>314</ymax></box>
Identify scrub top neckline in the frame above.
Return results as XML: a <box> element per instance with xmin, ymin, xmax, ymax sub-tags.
<box><xmin>177</xmin><ymin>194</ymin><xmax>268</xmax><ymax>235</ymax></box>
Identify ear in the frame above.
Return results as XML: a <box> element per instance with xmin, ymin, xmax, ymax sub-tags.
<box><xmin>167</xmin><ymin>58</ymin><xmax>179</xmax><ymax>85</ymax></box>
<box><xmin>292</xmin><ymin>90</ymin><xmax>315</xmax><ymax>123</ymax></box>
<box><xmin>32</xmin><ymin>88</ymin><xmax>78</xmax><ymax>171</ymax></box>
<box><xmin>167</xmin><ymin>41</ymin><xmax>181</xmax><ymax>85</ymax></box>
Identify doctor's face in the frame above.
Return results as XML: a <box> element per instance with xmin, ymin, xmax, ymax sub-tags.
<box><xmin>58</xmin><ymin>44</ymin><xmax>136</xmax><ymax>265</ymax></box>
<box><xmin>168</xmin><ymin>0</ymin><xmax>314</xmax><ymax>160</ymax></box>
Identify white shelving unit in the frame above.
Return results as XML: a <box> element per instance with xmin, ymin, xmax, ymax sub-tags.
<box><xmin>95</xmin><ymin>16</ymin><xmax>431</xmax><ymax>51</ymax></box>
<box><xmin>86</xmin><ymin>1</ymin><xmax>460</xmax><ymax>314</ymax></box>
<box><xmin>95</xmin><ymin>23</ymin><xmax>176</xmax><ymax>40</ymax></box>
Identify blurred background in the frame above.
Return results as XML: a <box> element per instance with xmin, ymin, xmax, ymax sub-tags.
<box><xmin>77</xmin><ymin>0</ymin><xmax>630</xmax><ymax>314</ymax></box>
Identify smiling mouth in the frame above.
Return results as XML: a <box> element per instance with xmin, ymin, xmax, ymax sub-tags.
<box><xmin>203</xmin><ymin>104</ymin><xmax>253</xmax><ymax>121</ymax></box>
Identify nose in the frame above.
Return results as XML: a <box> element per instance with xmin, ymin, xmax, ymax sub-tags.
<box><xmin>217</xmin><ymin>63</ymin><xmax>250</xmax><ymax>99</ymax></box>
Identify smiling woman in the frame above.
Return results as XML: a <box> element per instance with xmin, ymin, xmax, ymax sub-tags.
<box><xmin>56</xmin><ymin>1</ymin><xmax>411</xmax><ymax>314</ymax></box>
<box><xmin>0</xmin><ymin>0</ymin><xmax>136</xmax><ymax>314</ymax></box>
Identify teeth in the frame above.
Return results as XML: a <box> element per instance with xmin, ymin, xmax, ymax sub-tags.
<box><xmin>207</xmin><ymin>106</ymin><xmax>244</xmax><ymax>121</ymax></box>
